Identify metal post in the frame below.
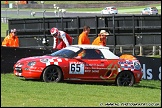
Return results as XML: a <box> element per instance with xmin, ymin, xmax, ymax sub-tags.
<box><xmin>17</xmin><ymin>4</ymin><xmax>19</xmax><ymax>17</ymax></box>
<box><xmin>95</xmin><ymin>16</ymin><xmax>98</xmax><ymax>37</ymax></box>
<box><xmin>43</xmin><ymin>4</ymin><xmax>44</xmax><ymax>11</ymax></box>
<box><xmin>43</xmin><ymin>10</ymin><xmax>47</xmax><ymax>47</ymax></box>
<box><xmin>5</xmin><ymin>8</ymin><xmax>7</xmax><ymax>19</ymax></box>
<box><xmin>77</xmin><ymin>16</ymin><xmax>80</xmax><ymax>36</ymax></box>
<box><xmin>159</xmin><ymin>46</ymin><xmax>161</xmax><ymax>56</ymax></box>
<box><xmin>57</xmin><ymin>7</ymin><xmax>60</xmax><ymax>17</ymax></box>
<box><xmin>43</xmin><ymin>10</ymin><xmax>46</xmax><ymax>35</ymax></box>
<box><xmin>61</xmin><ymin>17</ymin><xmax>63</xmax><ymax>31</ymax></box>
<box><xmin>132</xmin><ymin>15</ymin><xmax>135</xmax><ymax>55</ymax></box>
<box><xmin>120</xmin><ymin>46</ymin><xmax>123</xmax><ymax>53</ymax></box>
<box><xmin>41</xmin><ymin>1</ymin><xmax>44</xmax><ymax>12</ymax></box>
<box><xmin>30</xmin><ymin>10</ymin><xmax>32</xmax><ymax>18</ymax></box>
<box><xmin>139</xmin><ymin>45</ymin><xmax>143</xmax><ymax>56</ymax></box>
<box><xmin>153</xmin><ymin>46</ymin><xmax>156</xmax><ymax>56</ymax></box>
<box><xmin>112</xmin><ymin>14</ymin><xmax>116</xmax><ymax>54</ymax></box>
<box><xmin>5</xmin><ymin>8</ymin><xmax>8</xmax><ymax>23</ymax></box>
<box><xmin>53</xmin><ymin>4</ymin><xmax>57</xmax><ymax>16</ymax></box>
<box><xmin>43</xmin><ymin>10</ymin><xmax>46</xmax><ymax>18</ymax></box>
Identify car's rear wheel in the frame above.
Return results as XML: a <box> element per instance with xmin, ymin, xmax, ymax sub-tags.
<box><xmin>116</xmin><ymin>71</ymin><xmax>134</xmax><ymax>86</ymax></box>
<box><xmin>43</xmin><ymin>66</ymin><xmax>63</xmax><ymax>83</ymax></box>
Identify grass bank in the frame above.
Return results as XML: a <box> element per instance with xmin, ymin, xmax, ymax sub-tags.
<box><xmin>1</xmin><ymin>73</ymin><xmax>161</xmax><ymax>107</ymax></box>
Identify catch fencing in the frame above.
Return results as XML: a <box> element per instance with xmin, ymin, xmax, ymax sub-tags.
<box><xmin>6</xmin><ymin>15</ymin><xmax>161</xmax><ymax>56</ymax></box>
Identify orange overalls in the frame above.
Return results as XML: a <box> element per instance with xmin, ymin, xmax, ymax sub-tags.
<box><xmin>2</xmin><ymin>33</ymin><xmax>19</xmax><ymax>47</ymax></box>
<box><xmin>120</xmin><ymin>54</ymin><xmax>137</xmax><ymax>60</ymax></box>
<box><xmin>92</xmin><ymin>36</ymin><xmax>106</xmax><ymax>46</ymax></box>
<box><xmin>78</xmin><ymin>32</ymin><xmax>90</xmax><ymax>45</ymax></box>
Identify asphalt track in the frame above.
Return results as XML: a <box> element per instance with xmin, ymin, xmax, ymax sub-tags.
<box><xmin>1</xmin><ymin>10</ymin><xmax>138</xmax><ymax>18</ymax></box>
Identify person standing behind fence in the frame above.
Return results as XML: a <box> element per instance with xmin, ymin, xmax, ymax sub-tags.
<box><xmin>78</xmin><ymin>25</ymin><xmax>91</xmax><ymax>45</ymax></box>
<box><xmin>92</xmin><ymin>30</ymin><xmax>109</xmax><ymax>46</ymax></box>
<box><xmin>2</xmin><ymin>29</ymin><xmax>19</xmax><ymax>47</ymax></box>
<box><xmin>50</xmin><ymin>27</ymin><xmax>73</xmax><ymax>50</ymax></box>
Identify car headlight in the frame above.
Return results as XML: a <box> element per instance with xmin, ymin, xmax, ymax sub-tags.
<box><xmin>15</xmin><ymin>62</ymin><xmax>24</xmax><ymax>67</ymax></box>
<box><xmin>28</xmin><ymin>61</ymin><xmax>36</xmax><ymax>66</ymax></box>
<box><xmin>40</xmin><ymin>59</ymin><xmax>49</xmax><ymax>63</ymax></box>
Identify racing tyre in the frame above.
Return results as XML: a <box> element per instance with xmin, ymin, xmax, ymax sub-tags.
<box><xmin>43</xmin><ymin>66</ymin><xmax>63</xmax><ymax>83</ymax></box>
<box><xmin>116</xmin><ymin>71</ymin><xmax>134</xmax><ymax>86</ymax></box>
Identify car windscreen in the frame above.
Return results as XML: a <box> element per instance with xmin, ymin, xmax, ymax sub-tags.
<box><xmin>151</xmin><ymin>7</ymin><xmax>157</xmax><ymax>10</ymax></box>
<box><xmin>111</xmin><ymin>7</ymin><xmax>117</xmax><ymax>10</ymax></box>
<box><xmin>50</xmin><ymin>46</ymin><xmax>82</xmax><ymax>58</ymax></box>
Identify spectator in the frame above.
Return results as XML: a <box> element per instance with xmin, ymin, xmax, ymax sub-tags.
<box><xmin>119</xmin><ymin>54</ymin><xmax>137</xmax><ymax>60</ymax></box>
<box><xmin>50</xmin><ymin>27</ymin><xmax>73</xmax><ymax>50</ymax></box>
<box><xmin>4</xmin><ymin>1</ymin><xmax>8</xmax><ymax>4</ymax></box>
<box><xmin>78</xmin><ymin>25</ymin><xmax>90</xmax><ymax>45</ymax></box>
<box><xmin>2</xmin><ymin>29</ymin><xmax>19</xmax><ymax>47</ymax></box>
<box><xmin>92</xmin><ymin>30</ymin><xmax>109</xmax><ymax>46</ymax></box>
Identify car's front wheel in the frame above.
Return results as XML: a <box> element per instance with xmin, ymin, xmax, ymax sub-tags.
<box><xmin>43</xmin><ymin>66</ymin><xmax>63</xmax><ymax>83</ymax></box>
<box><xmin>116</xmin><ymin>71</ymin><xmax>134</xmax><ymax>86</ymax></box>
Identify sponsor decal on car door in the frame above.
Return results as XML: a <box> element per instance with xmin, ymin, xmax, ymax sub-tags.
<box><xmin>67</xmin><ymin>59</ymin><xmax>107</xmax><ymax>80</ymax></box>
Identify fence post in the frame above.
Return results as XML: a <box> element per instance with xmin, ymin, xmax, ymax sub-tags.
<box><xmin>139</xmin><ymin>46</ymin><xmax>143</xmax><ymax>56</ymax></box>
<box><xmin>153</xmin><ymin>46</ymin><xmax>156</xmax><ymax>56</ymax></box>
<box><xmin>95</xmin><ymin>16</ymin><xmax>98</xmax><ymax>37</ymax></box>
<box><xmin>159</xmin><ymin>46</ymin><xmax>161</xmax><ymax>56</ymax></box>
<box><xmin>5</xmin><ymin>9</ymin><xmax>7</xmax><ymax>19</ymax></box>
<box><xmin>120</xmin><ymin>46</ymin><xmax>123</xmax><ymax>53</ymax></box>
<box><xmin>132</xmin><ymin>15</ymin><xmax>135</xmax><ymax>55</ymax></box>
<box><xmin>77</xmin><ymin>16</ymin><xmax>80</xmax><ymax>36</ymax></box>
<box><xmin>61</xmin><ymin>17</ymin><xmax>63</xmax><ymax>31</ymax></box>
<box><xmin>112</xmin><ymin>14</ymin><xmax>116</xmax><ymax>54</ymax></box>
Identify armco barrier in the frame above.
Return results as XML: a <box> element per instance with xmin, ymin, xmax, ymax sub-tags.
<box><xmin>1</xmin><ymin>46</ymin><xmax>161</xmax><ymax>80</ymax></box>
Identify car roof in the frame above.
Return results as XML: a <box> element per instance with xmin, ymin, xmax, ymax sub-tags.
<box><xmin>146</xmin><ymin>7</ymin><xmax>157</xmax><ymax>8</ymax></box>
<box><xmin>71</xmin><ymin>44</ymin><xmax>110</xmax><ymax>50</ymax></box>
<box><xmin>70</xmin><ymin>45</ymin><xmax>119</xmax><ymax>59</ymax></box>
<box><xmin>105</xmin><ymin>6</ymin><xmax>115</xmax><ymax>8</ymax></box>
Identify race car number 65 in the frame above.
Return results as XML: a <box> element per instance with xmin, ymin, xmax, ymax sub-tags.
<box><xmin>69</xmin><ymin>63</ymin><xmax>84</xmax><ymax>74</ymax></box>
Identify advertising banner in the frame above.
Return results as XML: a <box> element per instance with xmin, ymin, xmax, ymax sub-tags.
<box><xmin>136</xmin><ymin>56</ymin><xmax>161</xmax><ymax>80</ymax></box>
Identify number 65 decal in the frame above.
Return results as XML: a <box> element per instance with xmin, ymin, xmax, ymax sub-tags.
<box><xmin>69</xmin><ymin>63</ymin><xmax>84</xmax><ymax>74</ymax></box>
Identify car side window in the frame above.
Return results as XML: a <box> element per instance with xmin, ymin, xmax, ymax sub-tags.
<box><xmin>151</xmin><ymin>7</ymin><xmax>157</xmax><ymax>11</ymax></box>
<box><xmin>82</xmin><ymin>49</ymin><xmax>104</xmax><ymax>59</ymax></box>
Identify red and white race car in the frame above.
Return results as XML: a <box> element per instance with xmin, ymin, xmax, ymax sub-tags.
<box><xmin>13</xmin><ymin>45</ymin><xmax>143</xmax><ymax>86</ymax></box>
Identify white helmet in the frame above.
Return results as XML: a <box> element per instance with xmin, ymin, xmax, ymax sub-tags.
<box><xmin>50</xmin><ymin>27</ymin><xmax>59</xmax><ymax>37</ymax></box>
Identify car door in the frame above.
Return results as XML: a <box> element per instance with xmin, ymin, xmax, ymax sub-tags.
<box><xmin>147</xmin><ymin>8</ymin><xmax>151</xmax><ymax>14</ymax></box>
<box><xmin>144</xmin><ymin>8</ymin><xmax>149</xmax><ymax>14</ymax></box>
<box><xmin>67</xmin><ymin>49</ymin><xmax>108</xmax><ymax>81</ymax></box>
<box><xmin>102</xmin><ymin>7</ymin><xmax>107</xmax><ymax>14</ymax></box>
<box><xmin>151</xmin><ymin>7</ymin><xmax>158</xmax><ymax>14</ymax></box>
